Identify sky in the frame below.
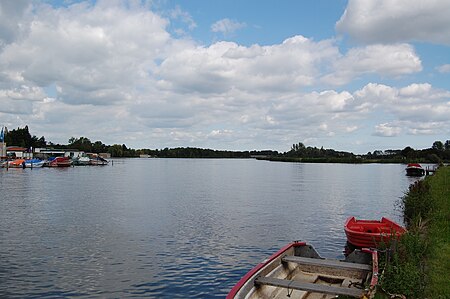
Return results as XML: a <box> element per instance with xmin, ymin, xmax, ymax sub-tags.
<box><xmin>0</xmin><ymin>0</ymin><xmax>449</xmax><ymax>154</ymax></box>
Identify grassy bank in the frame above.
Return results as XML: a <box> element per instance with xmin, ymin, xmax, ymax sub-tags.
<box><xmin>379</xmin><ymin>166</ymin><xmax>450</xmax><ymax>298</ymax></box>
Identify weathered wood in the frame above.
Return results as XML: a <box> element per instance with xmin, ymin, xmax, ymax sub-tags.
<box><xmin>282</xmin><ymin>255</ymin><xmax>371</xmax><ymax>271</ymax></box>
<box><xmin>254</xmin><ymin>276</ymin><xmax>363</xmax><ymax>297</ymax></box>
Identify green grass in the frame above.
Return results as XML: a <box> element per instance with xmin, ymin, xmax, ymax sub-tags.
<box><xmin>425</xmin><ymin>166</ymin><xmax>450</xmax><ymax>298</ymax></box>
<box><xmin>379</xmin><ymin>166</ymin><xmax>450</xmax><ymax>298</ymax></box>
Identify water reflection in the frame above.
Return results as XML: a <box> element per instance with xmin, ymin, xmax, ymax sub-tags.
<box><xmin>0</xmin><ymin>160</ymin><xmax>417</xmax><ymax>298</ymax></box>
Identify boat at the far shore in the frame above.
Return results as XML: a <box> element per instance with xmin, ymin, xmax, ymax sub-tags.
<box><xmin>46</xmin><ymin>156</ymin><xmax>72</xmax><ymax>167</ymax></box>
<box><xmin>1</xmin><ymin>159</ymin><xmax>26</xmax><ymax>168</ymax></box>
<box><xmin>25</xmin><ymin>158</ymin><xmax>45</xmax><ymax>168</ymax></box>
<box><xmin>344</xmin><ymin>216</ymin><xmax>406</xmax><ymax>248</ymax></box>
<box><xmin>405</xmin><ymin>163</ymin><xmax>425</xmax><ymax>176</ymax></box>
<box><xmin>227</xmin><ymin>241</ymin><xmax>378</xmax><ymax>299</ymax></box>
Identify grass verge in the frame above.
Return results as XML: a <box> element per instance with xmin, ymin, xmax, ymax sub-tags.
<box><xmin>379</xmin><ymin>166</ymin><xmax>450</xmax><ymax>298</ymax></box>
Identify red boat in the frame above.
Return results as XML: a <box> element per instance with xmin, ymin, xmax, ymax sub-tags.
<box><xmin>48</xmin><ymin>156</ymin><xmax>72</xmax><ymax>167</ymax></box>
<box><xmin>405</xmin><ymin>163</ymin><xmax>425</xmax><ymax>176</ymax></box>
<box><xmin>344</xmin><ymin>217</ymin><xmax>406</xmax><ymax>248</ymax></box>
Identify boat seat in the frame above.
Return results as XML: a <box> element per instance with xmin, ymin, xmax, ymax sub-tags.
<box><xmin>282</xmin><ymin>255</ymin><xmax>372</xmax><ymax>271</ymax></box>
<box><xmin>254</xmin><ymin>276</ymin><xmax>364</xmax><ymax>297</ymax></box>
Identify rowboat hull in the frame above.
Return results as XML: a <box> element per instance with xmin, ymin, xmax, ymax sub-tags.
<box><xmin>227</xmin><ymin>241</ymin><xmax>378</xmax><ymax>299</ymax></box>
<box><xmin>344</xmin><ymin>216</ymin><xmax>406</xmax><ymax>248</ymax></box>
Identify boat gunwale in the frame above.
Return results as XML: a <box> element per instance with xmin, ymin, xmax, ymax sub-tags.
<box><xmin>344</xmin><ymin>217</ymin><xmax>406</xmax><ymax>237</ymax></box>
<box><xmin>226</xmin><ymin>241</ymin><xmax>306</xmax><ymax>299</ymax></box>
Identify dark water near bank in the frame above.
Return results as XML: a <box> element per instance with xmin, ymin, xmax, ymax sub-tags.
<box><xmin>1</xmin><ymin>159</ymin><xmax>419</xmax><ymax>298</ymax></box>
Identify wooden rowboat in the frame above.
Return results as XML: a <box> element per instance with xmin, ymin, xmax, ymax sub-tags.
<box><xmin>344</xmin><ymin>217</ymin><xmax>406</xmax><ymax>248</ymax></box>
<box><xmin>227</xmin><ymin>241</ymin><xmax>378</xmax><ymax>299</ymax></box>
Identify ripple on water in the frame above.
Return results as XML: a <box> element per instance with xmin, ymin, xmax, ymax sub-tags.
<box><xmin>0</xmin><ymin>160</ymin><xmax>413</xmax><ymax>298</ymax></box>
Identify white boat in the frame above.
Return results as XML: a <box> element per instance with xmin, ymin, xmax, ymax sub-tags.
<box><xmin>227</xmin><ymin>241</ymin><xmax>378</xmax><ymax>299</ymax></box>
<box><xmin>72</xmin><ymin>156</ymin><xmax>90</xmax><ymax>166</ymax></box>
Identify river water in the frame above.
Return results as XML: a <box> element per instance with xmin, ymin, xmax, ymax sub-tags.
<box><xmin>0</xmin><ymin>159</ymin><xmax>419</xmax><ymax>298</ymax></box>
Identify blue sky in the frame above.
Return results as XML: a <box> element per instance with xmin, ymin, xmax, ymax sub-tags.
<box><xmin>1</xmin><ymin>0</ymin><xmax>449</xmax><ymax>153</ymax></box>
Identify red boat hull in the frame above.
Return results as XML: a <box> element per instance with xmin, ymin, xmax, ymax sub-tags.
<box><xmin>344</xmin><ymin>216</ymin><xmax>406</xmax><ymax>248</ymax></box>
<box><xmin>49</xmin><ymin>157</ymin><xmax>72</xmax><ymax>167</ymax></box>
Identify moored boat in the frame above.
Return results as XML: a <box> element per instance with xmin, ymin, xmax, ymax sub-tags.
<box><xmin>3</xmin><ymin>159</ymin><xmax>26</xmax><ymax>168</ymax></box>
<box><xmin>344</xmin><ymin>216</ymin><xmax>406</xmax><ymax>248</ymax></box>
<box><xmin>72</xmin><ymin>156</ymin><xmax>90</xmax><ymax>166</ymax></box>
<box><xmin>47</xmin><ymin>156</ymin><xmax>72</xmax><ymax>167</ymax></box>
<box><xmin>405</xmin><ymin>163</ymin><xmax>425</xmax><ymax>176</ymax></box>
<box><xmin>89</xmin><ymin>156</ymin><xmax>108</xmax><ymax>166</ymax></box>
<box><xmin>25</xmin><ymin>158</ymin><xmax>45</xmax><ymax>168</ymax></box>
<box><xmin>227</xmin><ymin>241</ymin><xmax>378</xmax><ymax>299</ymax></box>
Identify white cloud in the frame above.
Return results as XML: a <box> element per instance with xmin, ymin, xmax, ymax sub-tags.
<box><xmin>374</xmin><ymin>123</ymin><xmax>402</xmax><ymax>137</ymax></box>
<box><xmin>0</xmin><ymin>1</ymin><xmax>449</xmax><ymax>152</ymax></box>
<box><xmin>157</xmin><ymin>36</ymin><xmax>341</xmax><ymax>94</ymax></box>
<box><xmin>0</xmin><ymin>0</ymin><xmax>31</xmax><ymax>48</ymax></box>
<box><xmin>436</xmin><ymin>64</ymin><xmax>450</xmax><ymax>73</ymax></box>
<box><xmin>211</xmin><ymin>18</ymin><xmax>246</xmax><ymax>35</ymax></box>
<box><xmin>170</xmin><ymin>5</ymin><xmax>197</xmax><ymax>30</ymax></box>
<box><xmin>336</xmin><ymin>0</ymin><xmax>450</xmax><ymax>45</ymax></box>
<box><xmin>355</xmin><ymin>83</ymin><xmax>450</xmax><ymax>137</ymax></box>
<box><xmin>0</xmin><ymin>0</ymin><xmax>172</xmax><ymax>106</ymax></box>
<box><xmin>323</xmin><ymin>44</ymin><xmax>422</xmax><ymax>85</ymax></box>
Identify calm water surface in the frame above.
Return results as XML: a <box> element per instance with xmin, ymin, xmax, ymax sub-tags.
<box><xmin>0</xmin><ymin>159</ymin><xmax>419</xmax><ymax>298</ymax></box>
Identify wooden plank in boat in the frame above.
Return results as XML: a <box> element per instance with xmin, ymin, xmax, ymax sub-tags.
<box><xmin>282</xmin><ymin>256</ymin><xmax>371</xmax><ymax>271</ymax></box>
<box><xmin>254</xmin><ymin>277</ymin><xmax>363</xmax><ymax>297</ymax></box>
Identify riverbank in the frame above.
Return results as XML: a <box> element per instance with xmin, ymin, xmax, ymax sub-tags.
<box><xmin>379</xmin><ymin>166</ymin><xmax>450</xmax><ymax>298</ymax></box>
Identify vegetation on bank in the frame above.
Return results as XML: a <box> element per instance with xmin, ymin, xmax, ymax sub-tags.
<box><xmin>2</xmin><ymin>125</ymin><xmax>450</xmax><ymax>161</ymax></box>
<box><xmin>379</xmin><ymin>166</ymin><xmax>450</xmax><ymax>298</ymax></box>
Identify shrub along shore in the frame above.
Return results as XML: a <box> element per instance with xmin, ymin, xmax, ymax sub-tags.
<box><xmin>379</xmin><ymin>166</ymin><xmax>450</xmax><ymax>298</ymax></box>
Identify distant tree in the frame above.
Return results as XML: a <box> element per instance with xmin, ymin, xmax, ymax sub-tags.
<box><xmin>36</xmin><ymin>136</ymin><xmax>46</xmax><ymax>147</ymax></box>
<box><xmin>68</xmin><ymin>137</ymin><xmax>93</xmax><ymax>152</ymax></box>
<box><xmin>92</xmin><ymin>141</ymin><xmax>107</xmax><ymax>153</ymax></box>
<box><xmin>401</xmin><ymin>146</ymin><xmax>416</xmax><ymax>159</ymax></box>
<box><xmin>4</xmin><ymin>125</ymin><xmax>45</xmax><ymax>148</ymax></box>
<box><xmin>427</xmin><ymin>154</ymin><xmax>442</xmax><ymax>164</ymax></box>
<box><xmin>373</xmin><ymin>150</ymin><xmax>383</xmax><ymax>156</ymax></box>
<box><xmin>432</xmin><ymin>141</ymin><xmax>444</xmax><ymax>151</ymax></box>
<box><xmin>108</xmin><ymin>144</ymin><xmax>124</xmax><ymax>157</ymax></box>
<box><xmin>445</xmin><ymin>140</ymin><xmax>450</xmax><ymax>151</ymax></box>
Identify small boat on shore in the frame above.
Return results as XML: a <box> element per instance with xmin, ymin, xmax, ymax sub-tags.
<box><xmin>405</xmin><ymin>163</ymin><xmax>425</xmax><ymax>176</ymax></box>
<box><xmin>344</xmin><ymin>216</ymin><xmax>406</xmax><ymax>248</ymax></box>
<box><xmin>227</xmin><ymin>241</ymin><xmax>378</xmax><ymax>299</ymax></box>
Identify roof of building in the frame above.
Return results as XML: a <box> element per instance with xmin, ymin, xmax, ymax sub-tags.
<box><xmin>6</xmin><ymin>146</ymin><xmax>28</xmax><ymax>152</ymax></box>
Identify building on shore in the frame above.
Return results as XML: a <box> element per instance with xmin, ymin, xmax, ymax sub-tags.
<box><xmin>34</xmin><ymin>148</ymin><xmax>85</xmax><ymax>159</ymax></box>
<box><xmin>5</xmin><ymin>146</ymin><xmax>33</xmax><ymax>159</ymax></box>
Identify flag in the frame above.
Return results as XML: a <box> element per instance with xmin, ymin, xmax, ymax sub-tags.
<box><xmin>0</xmin><ymin>126</ymin><xmax>4</xmax><ymax>142</ymax></box>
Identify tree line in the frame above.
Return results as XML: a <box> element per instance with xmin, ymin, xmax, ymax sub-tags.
<box><xmin>2</xmin><ymin>125</ymin><xmax>449</xmax><ymax>161</ymax></box>
<box><xmin>284</xmin><ymin>141</ymin><xmax>450</xmax><ymax>163</ymax></box>
<box><xmin>2</xmin><ymin>125</ymin><xmax>276</xmax><ymax>158</ymax></box>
